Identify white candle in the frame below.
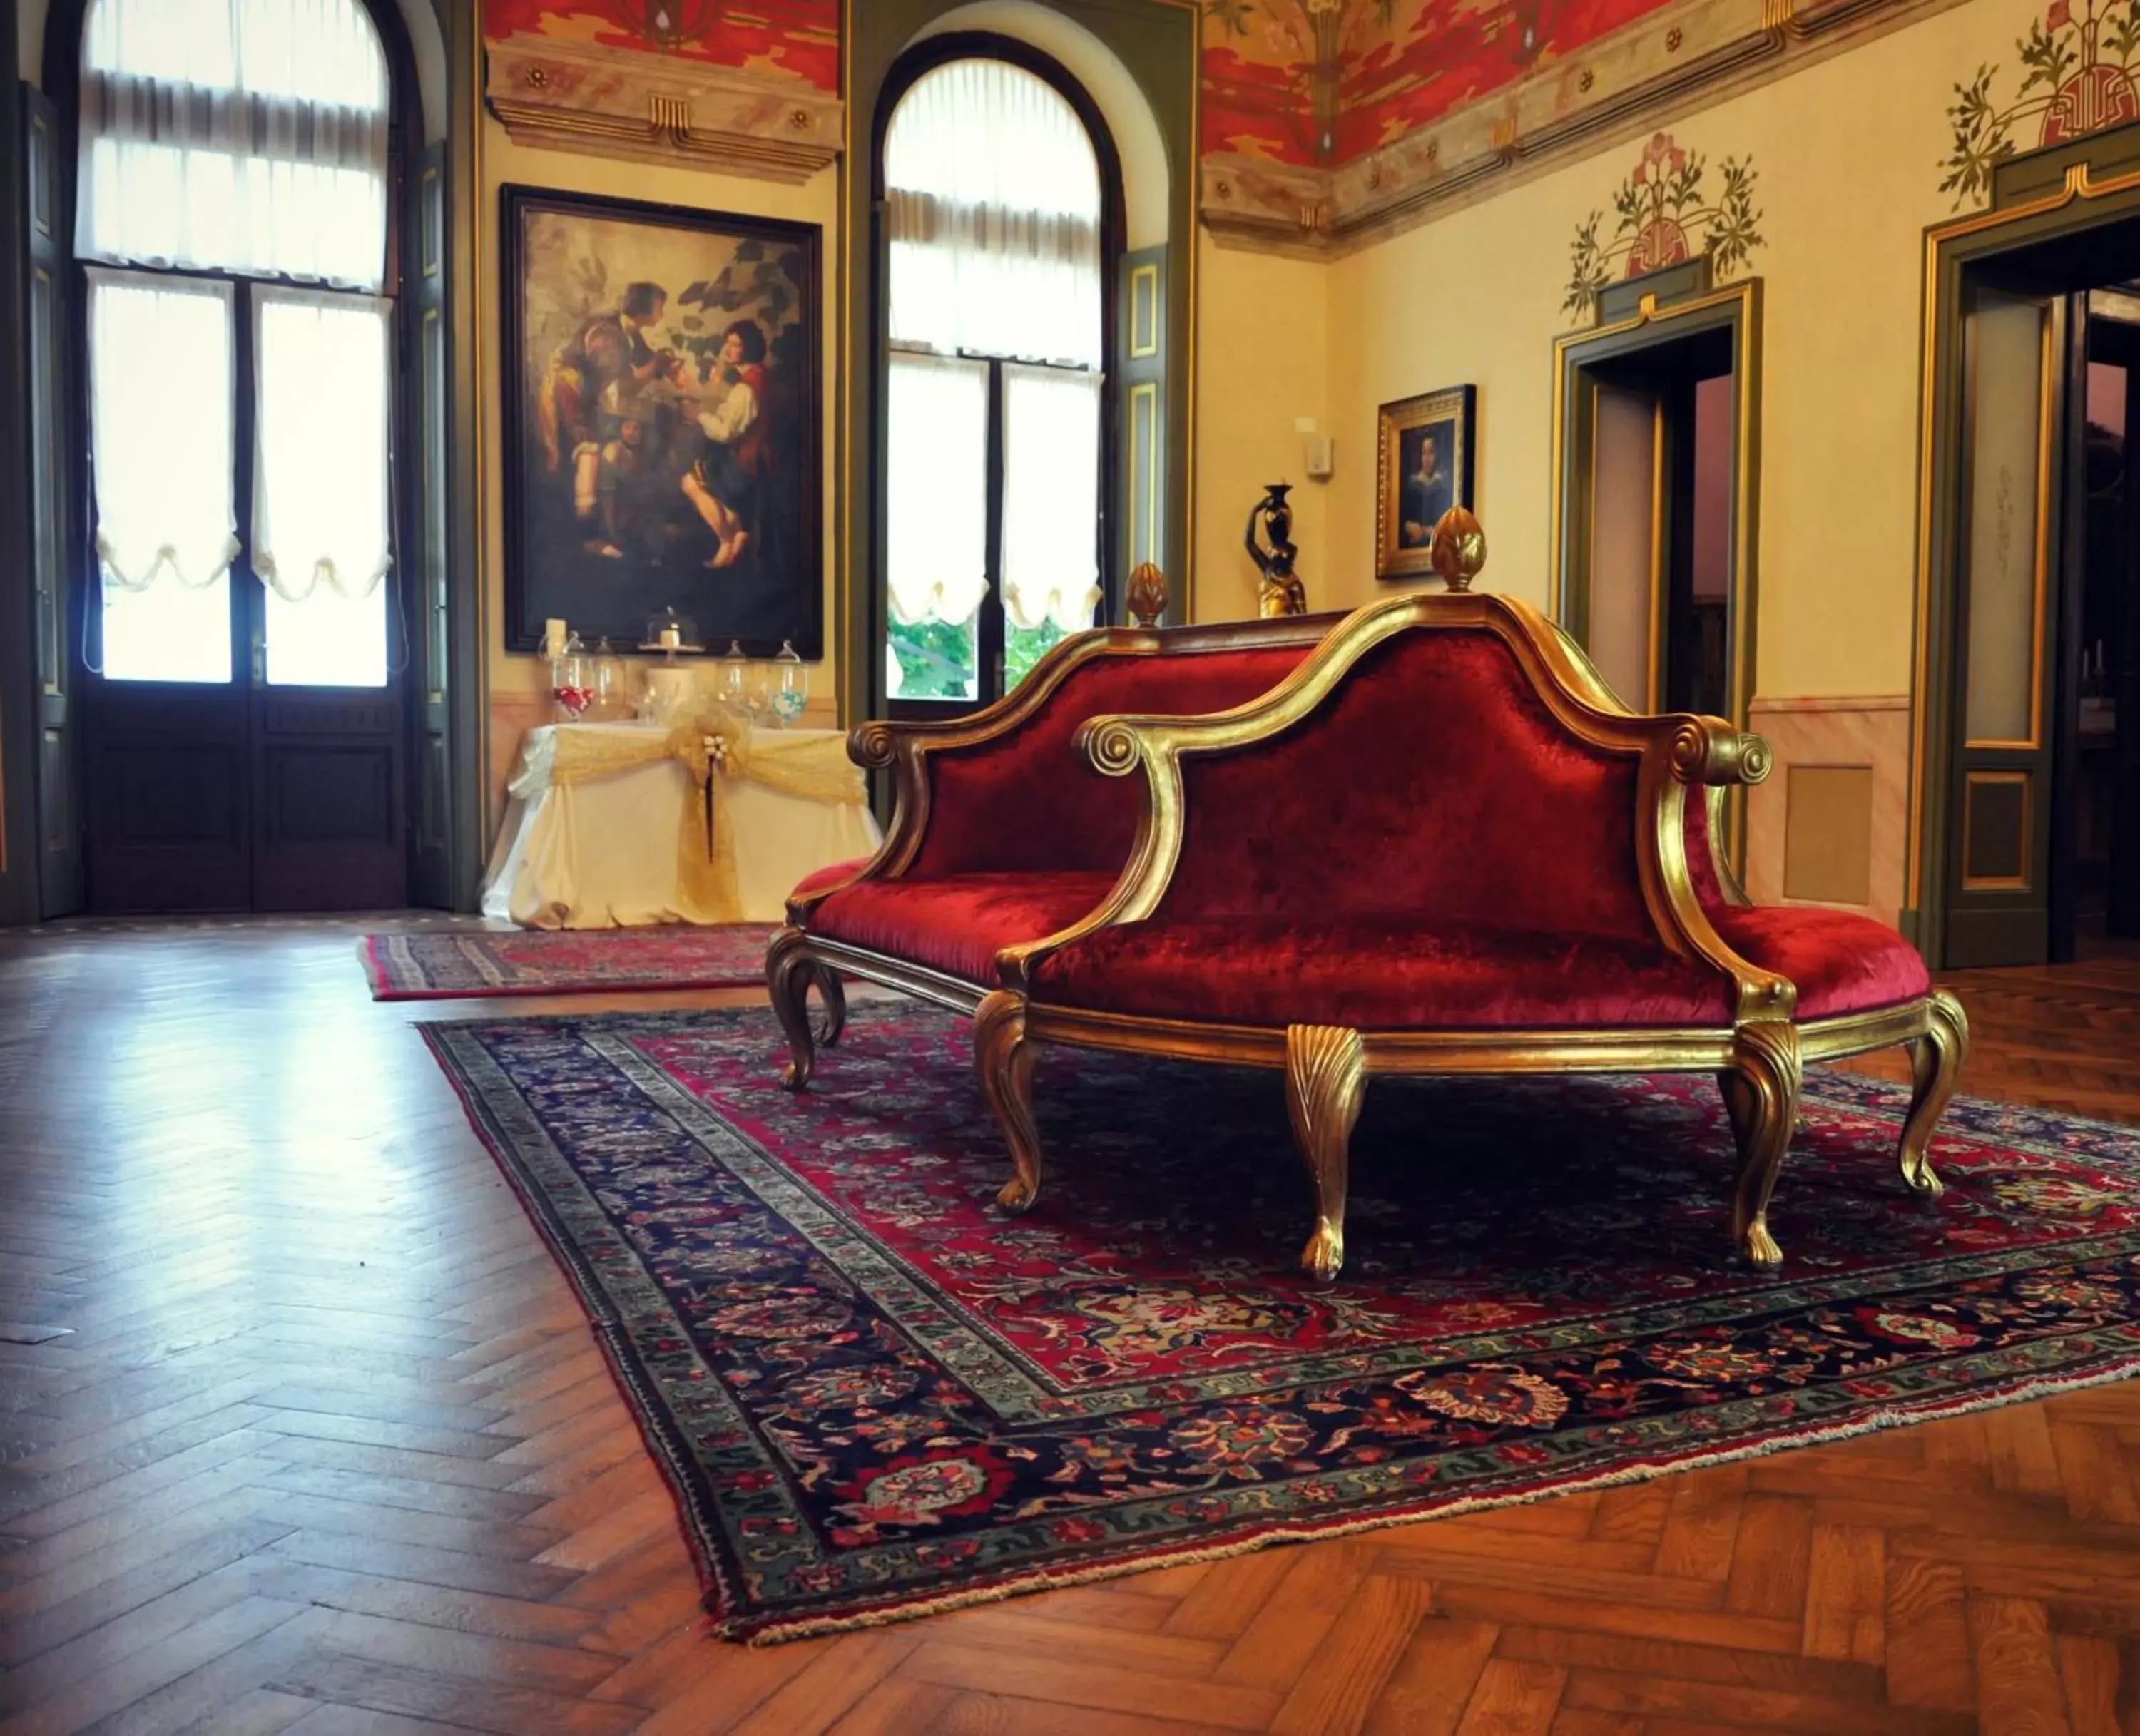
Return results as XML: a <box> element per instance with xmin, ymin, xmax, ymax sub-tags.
<box><xmin>544</xmin><ymin>618</ymin><xmax>567</xmax><ymax>659</ymax></box>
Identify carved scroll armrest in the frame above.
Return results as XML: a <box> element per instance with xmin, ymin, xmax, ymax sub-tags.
<box><xmin>1668</xmin><ymin>719</ymin><xmax>1775</xmax><ymax>788</ymax></box>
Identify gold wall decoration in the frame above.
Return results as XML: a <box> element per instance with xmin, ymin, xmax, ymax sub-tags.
<box><xmin>1563</xmin><ymin>133</ymin><xmax>1763</xmax><ymax>326</ymax></box>
<box><xmin>1941</xmin><ymin>0</ymin><xmax>2140</xmax><ymax>207</ymax></box>
<box><xmin>486</xmin><ymin>35</ymin><xmax>845</xmax><ymax>183</ymax></box>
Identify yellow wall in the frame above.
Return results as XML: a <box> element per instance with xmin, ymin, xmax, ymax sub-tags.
<box><xmin>477</xmin><ymin>128</ymin><xmax>842</xmax><ymax>805</ymax></box>
<box><xmin>1192</xmin><ymin>235</ymin><xmax>1331</xmax><ymax>621</ymax></box>
<box><xmin>1323</xmin><ymin>0</ymin><xmax>2039</xmax><ymax>700</ymax></box>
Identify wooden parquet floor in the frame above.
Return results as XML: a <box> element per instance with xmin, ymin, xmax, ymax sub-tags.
<box><xmin>1</xmin><ymin>927</ymin><xmax>2139</xmax><ymax>1736</ymax></box>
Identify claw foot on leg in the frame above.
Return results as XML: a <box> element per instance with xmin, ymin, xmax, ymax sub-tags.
<box><xmin>765</xmin><ymin>926</ymin><xmax>819</xmax><ymax>1092</ymax></box>
<box><xmin>1285</xmin><ymin>1025</ymin><xmax>1365</xmax><ymax>1284</ymax></box>
<box><xmin>974</xmin><ymin>990</ymin><xmax>1041</xmax><ymax>1215</ymax></box>
<box><xmin>1899</xmin><ymin>990</ymin><xmax>1968</xmax><ymax>1198</ymax></box>
<box><xmin>1726</xmin><ymin>1021</ymin><xmax>1801</xmax><ymax>1268</ymax></box>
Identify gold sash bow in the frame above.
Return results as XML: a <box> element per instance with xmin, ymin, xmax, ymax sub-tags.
<box><xmin>534</xmin><ymin>710</ymin><xmax>863</xmax><ymax>922</ymax></box>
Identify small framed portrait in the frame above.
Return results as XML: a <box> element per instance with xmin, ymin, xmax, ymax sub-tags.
<box><xmin>1376</xmin><ymin>385</ymin><xmax>1477</xmax><ymax>581</ymax></box>
<box><xmin>500</xmin><ymin>184</ymin><xmax>822</xmax><ymax>655</ymax></box>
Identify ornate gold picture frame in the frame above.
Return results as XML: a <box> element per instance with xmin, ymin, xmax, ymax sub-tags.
<box><xmin>1376</xmin><ymin>384</ymin><xmax>1476</xmax><ymax>582</ymax></box>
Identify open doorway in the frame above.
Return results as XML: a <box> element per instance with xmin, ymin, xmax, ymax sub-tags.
<box><xmin>1552</xmin><ymin>275</ymin><xmax>1760</xmax><ymax>859</ymax></box>
<box><xmin>1935</xmin><ymin>217</ymin><xmax>2140</xmax><ymax>966</ymax></box>
<box><xmin>2065</xmin><ymin>297</ymin><xmax>2140</xmax><ymax>957</ymax></box>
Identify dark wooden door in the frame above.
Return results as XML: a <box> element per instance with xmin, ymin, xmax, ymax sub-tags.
<box><xmin>407</xmin><ymin>143</ymin><xmax>457</xmax><ymax>910</ymax></box>
<box><xmin>82</xmin><ymin>274</ymin><xmax>407</xmax><ymax>915</ymax></box>
<box><xmin>1943</xmin><ymin>285</ymin><xmax>2065</xmax><ymax>967</ymax></box>
<box><xmin>24</xmin><ymin>90</ymin><xmax>83</xmax><ymax>919</ymax></box>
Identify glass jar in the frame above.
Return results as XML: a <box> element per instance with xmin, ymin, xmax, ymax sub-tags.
<box><xmin>549</xmin><ymin>635</ymin><xmax>591</xmax><ymax>723</ymax></box>
<box><xmin>720</xmin><ymin>640</ymin><xmax>750</xmax><ymax>712</ymax></box>
<box><xmin>591</xmin><ymin>639</ymin><xmax>631</xmax><ymax>720</ymax></box>
<box><xmin>772</xmin><ymin>640</ymin><xmax>807</xmax><ymax>727</ymax></box>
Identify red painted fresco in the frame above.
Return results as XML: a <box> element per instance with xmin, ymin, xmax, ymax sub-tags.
<box><xmin>483</xmin><ymin>0</ymin><xmax>840</xmax><ymax>93</ymax></box>
<box><xmin>1336</xmin><ymin>0</ymin><xmax>1678</xmax><ymax>159</ymax></box>
<box><xmin>1202</xmin><ymin>41</ymin><xmax>1316</xmax><ymax>165</ymax></box>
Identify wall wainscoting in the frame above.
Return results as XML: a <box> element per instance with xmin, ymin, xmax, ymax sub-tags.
<box><xmin>1744</xmin><ymin>694</ymin><xmax>1911</xmax><ymax>931</ymax></box>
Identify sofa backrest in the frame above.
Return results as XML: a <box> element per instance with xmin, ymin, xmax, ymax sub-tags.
<box><xmin>911</xmin><ymin>639</ymin><xmax>1323</xmax><ymax>878</ymax></box>
<box><xmin>1156</xmin><ymin>625</ymin><xmax>1667</xmax><ymax>940</ymax></box>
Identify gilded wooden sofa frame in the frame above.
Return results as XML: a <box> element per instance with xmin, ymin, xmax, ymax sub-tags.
<box><xmin>770</xmin><ymin>593</ymin><xmax>1967</xmax><ymax>1282</ymax></box>
<box><xmin>763</xmin><ymin>610</ymin><xmax>1345</xmax><ymax>1076</ymax></box>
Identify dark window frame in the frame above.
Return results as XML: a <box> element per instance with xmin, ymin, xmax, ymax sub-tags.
<box><xmin>44</xmin><ymin>0</ymin><xmax>419</xmax><ymax>690</ymax></box>
<box><xmin>870</xmin><ymin>31</ymin><xmax>1126</xmax><ymax>720</ymax></box>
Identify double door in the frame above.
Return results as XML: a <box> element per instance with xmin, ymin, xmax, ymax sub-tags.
<box><xmin>1947</xmin><ymin>282</ymin><xmax>2140</xmax><ymax>964</ymax></box>
<box><xmin>76</xmin><ymin>270</ymin><xmax>408</xmax><ymax>915</ymax></box>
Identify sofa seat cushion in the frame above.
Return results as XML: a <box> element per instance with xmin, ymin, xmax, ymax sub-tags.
<box><xmin>790</xmin><ymin>857</ymin><xmax>870</xmax><ymax>903</ymax></box>
<box><xmin>1030</xmin><ymin>907</ymin><xmax>1928</xmax><ymax>1031</ymax></box>
<box><xmin>1711</xmin><ymin>906</ymin><xmax>1930</xmax><ymax>1019</ymax></box>
<box><xmin>809</xmin><ymin>872</ymin><xmax>1118</xmax><ymax>986</ymax></box>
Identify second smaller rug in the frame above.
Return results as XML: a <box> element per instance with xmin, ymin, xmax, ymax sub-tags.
<box><xmin>361</xmin><ymin>925</ymin><xmax>778</xmax><ymax>1001</ymax></box>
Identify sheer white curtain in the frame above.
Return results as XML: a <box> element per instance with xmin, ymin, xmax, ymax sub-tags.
<box><xmin>79</xmin><ymin>0</ymin><xmax>389</xmax><ymax>292</ymax></box>
<box><xmin>885</xmin><ymin>60</ymin><xmax>1102</xmax><ymax>369</ymax></box>
<box><xmin>255</xmin><ymin>289</ymin><xmax>392</xmax><ymax>685</ymax></box>
<box><xmin>885</xmin><ymin>354</ymin><xmax>989</xmax><ymax>645</ymax></box>
<box><xmin>87</xmin><ymin>271</ymin><xmax>238</xmax><ymax>592</ymax></box>
<box><xmin>78</xmin><ymin>0</ymin><xmax>394</xmax><ymax>689</ymax></box>
<box><xmin>1001</xmin><ymin>365</ymin><xmax>1103</xmax><ymax>633</ymax></box>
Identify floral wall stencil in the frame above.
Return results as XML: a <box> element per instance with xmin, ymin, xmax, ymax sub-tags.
<box><xmin>1561</xmin><ymin>133</ymin><xmax>1763</xmax><ymax>325</ymax></box>
<box><xmin>1941</xmin><ymin>0</ymin><xmax>2140</xmax><ymax>208</ymax></box>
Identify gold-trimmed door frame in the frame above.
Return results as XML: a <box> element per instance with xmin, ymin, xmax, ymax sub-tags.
<box><xmin>1905</xmin><ymin>143</ymin><xmax>2140</xmax><ymax>967</ymax></box>
<box><xmin>1549</xmin><ymin>275</ymin><xmax>1763</xmax><ymax>867</ymax></box>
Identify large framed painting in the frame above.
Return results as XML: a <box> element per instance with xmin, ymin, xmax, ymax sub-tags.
<box><xmin>500</xmin><ymin>185</ymin><xmax>822</xmax><ymax>656</ymax></box>
<box><xmin>1375</xmin><ymin>384</ymin><xmax>1476</xmax><ymax>583</ymax></box>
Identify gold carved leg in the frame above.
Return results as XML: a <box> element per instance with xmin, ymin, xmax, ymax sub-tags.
<box><xmin>1726</xmin><ymin>1021</ymin><xmax>1802</xmax><ymax>1267</ymax></box>
<box><xmin>809</xmin><ymin>964</ymin><xmax>847</xmax><ymax>1048</ymax></box>
<box><xmin>1716</xmin><ymin>1070</ymin><xmax>1753</xmax><ymax>1150</ymax></box>
<box><xmin>1285</xmin><ymin>1024</ymin><xmax>1365</xmax><ymax>1284</ymax></box>
<box><xmin>974</xmin><ymin>990</ymin><xmax>1042</xmax><ymax>1213</ymax></box>
<box><xmin>765</xmin><ymin>926</ymin><xmax>819</xmax><ymax>1092</ymax></box>
<box><xmin>1899</xmin><ymin>989</ymin><xmax>1970</xmax><ymax>1198</ymax></box>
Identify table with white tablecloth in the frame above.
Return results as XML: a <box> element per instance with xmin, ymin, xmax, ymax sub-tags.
<box><xmin>482</xmin><ymin>721</ymin><xmax>881</xmax><ymax>929</ymax></box>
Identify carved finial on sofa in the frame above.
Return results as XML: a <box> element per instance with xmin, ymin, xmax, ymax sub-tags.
<box><xmin>1430</xmin><ymin>507</ymin><xmax>1487</xmax><ymax>593</ymax></box>
<box><xmin>1126</xmin><ymin>563</ymin><xmax>1168</xmax><ymax>629</ymax></box>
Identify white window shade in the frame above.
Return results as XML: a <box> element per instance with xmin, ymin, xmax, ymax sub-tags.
<box><xmin>1001</xmin><ymin>365</ymin><xmax>1102</xmax><ymax>634</ymax></box>
<box><xmin>87</xmin><ymin>269</ymin><xmax>238</xmax><ymax>592</ymax></box>
<box><xmin>885</xmin><ymin>59</ymin><xmax>1102</xmax><ymax>368</ymax></box>
<box><xmin>885</xmin><ymin>354</ymin><xmax>990</xmax><ymax>628</ymax></box>
<box><xmin>78</xmin><ymin>0</ymin><xmax>389</xmax><ymax>290</ymax></box>
<box><xmin>253</xmin><ymin>289</ymin><xmax>392</xmax><ymax>603</ymax></box>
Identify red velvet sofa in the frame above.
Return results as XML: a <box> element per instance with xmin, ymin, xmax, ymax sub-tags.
<box><xmin>770</xmin><ymin>593</ymin><xmax>1967</xmax><ymax>1282</ymax></box>
<box><xmin>765</xmin><ymin>610</ymin><xmax>1342</xmax><ymax>1077</ymax></box>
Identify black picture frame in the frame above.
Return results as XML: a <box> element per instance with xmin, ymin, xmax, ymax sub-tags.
<box><xmin>1375</xmin><ymin>384</ymin><xmax>1477</xmax><ymax>582</ymax></box>
<box><xmin>499</xmin><ymin>183</ymin><xmax>823</xmax><ymax>657</ymax></box>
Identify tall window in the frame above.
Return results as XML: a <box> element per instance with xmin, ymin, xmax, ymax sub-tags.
<box><xmin>882</xmin><ymin>55</ymin><xmax>1109</xmax><ymax>706</ymax></box>
<box><xmin>78</xmin><ymin>0</ymin><xmax>394</xmax><ymax>688</ymax></box>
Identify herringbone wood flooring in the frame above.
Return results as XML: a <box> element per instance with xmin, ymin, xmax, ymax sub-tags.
<box><xmin>1</xmin><ymin>927</ymin><xmax>2138</xmax><ymax>1736</ymax></box>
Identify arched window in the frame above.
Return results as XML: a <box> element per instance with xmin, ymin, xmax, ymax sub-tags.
<box><xmin>76</xmin><ymin>0</ymin><xmax>394</xmax><ymax>688</ymax></box>
<box><xmin>880</xmin><ymin>49</ymin><xmax>1115</xmax><ymax>708</ymax></box>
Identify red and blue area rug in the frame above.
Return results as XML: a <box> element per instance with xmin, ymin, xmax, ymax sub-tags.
<box><xmin>362</xmin><ymin>925</ymin><xmax>776</xmax><ymax>1001</ymax></box>
<box><xmin>424</xmin><ymin>1002</ymin><xmax>2140</xmax><ymax>1643</ymax></box>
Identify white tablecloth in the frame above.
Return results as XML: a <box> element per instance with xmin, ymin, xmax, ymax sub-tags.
<box><xmin>481</xmin><ymin>722</ymin><xmax>881</xmax><ymax>929</ymax></box>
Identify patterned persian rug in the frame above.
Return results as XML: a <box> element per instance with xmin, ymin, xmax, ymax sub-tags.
<box><xmin>424</xmin><ymin>1002</ymin><xmax>2140</xmax><ymax>1642</ymax></box>
<box><xmin>361</xmin><ymin>926</ymin><xmax>777</xmax><ymax>1001</ymax></box>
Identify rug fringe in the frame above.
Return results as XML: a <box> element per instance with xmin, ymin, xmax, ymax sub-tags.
<box><xmin>726</xmin><ymin>1352</ymin><xmax>2140</xmax><ymax>1644</ymax></box>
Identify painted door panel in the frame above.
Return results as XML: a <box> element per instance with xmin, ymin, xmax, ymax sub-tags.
<box><xmin>1943</xmin><ymin>286</ymin><xmax>2062</xmax><ymax>967</ymax></box>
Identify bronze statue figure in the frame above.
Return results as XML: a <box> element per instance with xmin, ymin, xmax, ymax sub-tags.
<box><xmin>1245</xmin><ymin>482</ymin><xmax>1306</xmax><ymax>618</ymax></box>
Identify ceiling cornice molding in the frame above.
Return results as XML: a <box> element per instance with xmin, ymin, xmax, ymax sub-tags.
<box><xmin>1202</xmin><ymin>0</ymin><xmax>1967</xmax><ymax>257</ymax></box>
<box><xmin>486</xmin><ymin>32</ymin><xmax>844</xmax><ymax>182</ymax></box>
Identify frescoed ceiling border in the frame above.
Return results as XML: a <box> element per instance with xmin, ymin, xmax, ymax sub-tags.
<box><xmin>477</xmin><ymin>0</ymin><xmax>1960</xmax><ymax>250</ymax></box>
<box><xmin>482</xmin><ymin>1</ymin><xmax>843</xmax><ymax>179</ymax></box>
<box><xmin>1203</xmin><ymin>0</ymin><xmax>1968</xmax><ymax>255</ymax></box>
